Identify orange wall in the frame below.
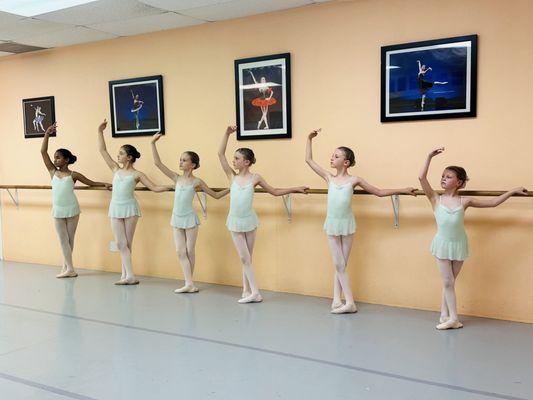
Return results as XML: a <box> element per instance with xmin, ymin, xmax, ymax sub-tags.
<box><xmin>1</xmin><ymin>0</ymin><xmax>532</xmax><ymax>322</ymax></box>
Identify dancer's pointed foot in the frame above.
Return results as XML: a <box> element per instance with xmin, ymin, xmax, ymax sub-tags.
<box><xmin>114</xmin><ymin>278</ymin><xmax>139</xmax><ymax>285</ymax></box>
<box><xmin>174</xmin><ymin>285</ymin><xmax>199</xmax><ymax>294</ymax></box>
<box><xmin>238</xmin><ymin>293</ymin><xmax>263</xmax><ymax>304</ymax></box>
<box><xmin>436</xmin><ymin>319</ymin><xmax>463</xmax><ymax>330</ymax></box>
<box><xmin>56</xmin><ymin>271</ymin><xmax>78</xmax><ymax>278</ymax></box>
<box><xmin>331</xmin><ymin>300</ymin><xmax>344</xmax><ymax>310</ymax></box>
<box><xmin>331</xmin><ymin>303</ymin><xmax>357</xmax><ymax>314</ymax></box>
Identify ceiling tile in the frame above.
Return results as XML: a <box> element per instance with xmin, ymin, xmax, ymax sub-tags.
<box><xmin>17</xmin><ymin>26</ymin><xmax>118</xmax><ymax>48</ymax></box>
<box><xmin>0</xmin><ymin>11</ymin><xmax>25</xmax><ymax>24</ymax></box>
<box><xmin>0</xmin><ymin>18</ymin><xmax>70</xmax><ymax>41</ymax></box>
<box><xmin>138</xmin><ymin>0</ymin><xmax>234</xmax><ymax>12</ymax></box>
<box><xmin>89</xmin><ymin>11</ymin><xmax>204</xmax><ymax>36</ymax></box>
<box><xmin>36</xmin><ymin>0</ymin><xmax>163</xmax><ymax>25</ymax></box>
<box><xmin>179</xmin><ymin>0</ymin><xmax>314</xmax><ymax>21</ymax></box>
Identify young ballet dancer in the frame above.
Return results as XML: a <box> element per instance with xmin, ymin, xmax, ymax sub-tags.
<box><xmin>306</xmin><ymin>129</ymin><xmax>416</xmax><ymax>314</ymax></box>
<box><xmin>41</xmin><ymin>123</ymin><xmax>110</xmax><ymax>278</ymax></box>
<box><xmin>98</xmin><ymin>119</ymin><xmax>171</xmax><ymax>285</ymax></box>
<box><xmin>151</xmin><ymin>133</ymin><xmax>229</xmax><ymax>293</ymax></box>
<box><xmin>219</xmin><ymin>125</ymin><xmax>308</xmax><ymax>303</ymax></box>
<box><xmin>419</xmin><ymin>147</ymin><xmax>527</xmax><ymax>329</ymax></box>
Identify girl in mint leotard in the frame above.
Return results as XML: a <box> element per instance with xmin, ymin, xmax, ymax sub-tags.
<box><xmin>306</xmin><ymin>129</ymin><xmax>416</xmax><ymax>314</ymax></box>
<box><xmin>97</xmin><ymin>119</ymin><xmax>171</xmax><ymax>285</ymax></box>
<box><xmin>151</xmin><ymin>133</ymin><xmax>229</xmax><ymax>294</ymax></box>
<box><xmin>219</xmin><ymin>125</ymin><xmax>308</xmax><ymax>304</ymax></box>
<box><xmin>419</xmin><ymin>147</ymin><xmax>527</xmax><ymax>330</ymax></box>
<box><xmin>41</xmin><ymin>123</ymin><xmax>110</xmax><ymax>278</ymax></box>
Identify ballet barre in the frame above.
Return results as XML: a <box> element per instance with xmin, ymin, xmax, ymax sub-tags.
<box><xmin>1</xmin><ymin>186</ymin><xmax>531</xmax><ymax>228</ymax></box>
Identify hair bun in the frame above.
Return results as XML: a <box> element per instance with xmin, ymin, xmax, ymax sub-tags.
<box><xmin>70</xmin><ymin>155</ymin><xmax>78</xmax><ymax>164</ymax></box>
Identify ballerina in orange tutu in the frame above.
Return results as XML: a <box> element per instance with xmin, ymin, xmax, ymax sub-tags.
<box><xmin>248</xmin><ymin>71</ymin><xmax>277</xmax><ymax>130</ymax></box>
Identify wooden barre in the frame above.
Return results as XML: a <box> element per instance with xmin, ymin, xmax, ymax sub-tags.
<box><xmin>0</xmin><ymin>185</ymin><xmax>531</xmax><ymax>197</ymax></box>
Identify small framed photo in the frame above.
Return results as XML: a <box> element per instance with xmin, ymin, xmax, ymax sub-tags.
<box><xmin>23</xmin><ymin>96</ymin><xmax>55</xmax><ymax>138</ymax></box>
<box><xmin>108</xmin><ymin>75</ymin><xmax>165</xmax><ymax>137</ymax></box>
<box><xmin>235</xmin><ymin>53</ymin><xmax>291</xmax><ymax>140</ymax></box>
<box><xmin>381</xmin><ymin>35</ymin><xmax>478</xmax><ymax>122</ymax></box>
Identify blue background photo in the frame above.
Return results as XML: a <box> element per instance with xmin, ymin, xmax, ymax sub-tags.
<box><xmin>388</xmin><ymin>46</ymin><xmax>468</xmax><ymax>113</ymax></box>
<box><xmin>114</xmin><ymin>82</ymin><xmax>159</xmax><ymax>131</ymax></box>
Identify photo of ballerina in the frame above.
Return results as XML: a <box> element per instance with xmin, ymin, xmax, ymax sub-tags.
<box><xmin>235</xmin><ymin>53</ymin><xmax>291</xmax><ymax>140</ymax></box>
<box><xmin>22</xmin><ymin>96</ymin><xmax>56</xmax><ymax>138</ymax></box>
<box><xmin>381</xmin><ymin>35</ymin><xmax>477</xmax><ymax>122</ymax></box>
<box><xmin>108</xmin><ymin>75</ymin><xmax>165</xmax><ymax>137</ymax></box>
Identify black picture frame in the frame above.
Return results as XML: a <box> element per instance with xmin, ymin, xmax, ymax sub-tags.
<box><xmin>108</xmin><ymin>75</ymin><xmax>165</xmax><ymax>137</ymax></box>
<box><xmin>234</xmin><ymin>53</ymin><xmax>291</xmax><ymax>140</ymax></box>
<box><xmin>22</xmin><ymin>96</ymin><xmax>56</xmax><ymax>138</ymax></box>
<box><xmin>381</xmin><ymin>35</ymin><xmax>477</xmax><ymax>122</ymax></box>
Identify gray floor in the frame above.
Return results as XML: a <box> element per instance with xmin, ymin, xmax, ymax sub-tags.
<box><xmin>0</xmin><ymin>261</ymin><xmax>531</xmax><ymax>400</ymax></box>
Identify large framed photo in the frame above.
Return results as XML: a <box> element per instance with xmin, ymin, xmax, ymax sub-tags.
<box><xmin>23</xmin><ymin>96</ymin><xmax>55</xmax><ymax>138</ymax></box>
<box><xmin>381</xmin><ymin>35</ymin><xmax>477</xmax><ymax>122</ymax></box>
<box><xmin>108</xmin><ymin>75</ymin><xmax>165</xmax><ymax>137</ymax></box>
<box><xmin>235</xmin><ymin>53</ymin><xmax>291</xmax><ymax>140</ymax></box>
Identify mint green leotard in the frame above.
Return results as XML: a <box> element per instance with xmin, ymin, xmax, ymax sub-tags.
<box><xmin>226</xmin><ymin>176</ymin><xmax>258</xmax><ymax>232</ymax></box>
<box><xmin>51</xmin><ymin>173</ymin><xmax>80</xmax><ymax>218</ymax></box>
<box><xmin>108</xmin><ymin>172</ymin><xmax>141</xmax><ymax>218</ymax></box>
<box><xmin>430</xmin><ymin>196</ymin><xmax>469</xmax><ymax>260</ymax></box>
<box><xmin>323</xmin><ymin>179</ymin><xmax>356</xmax><ymax>236</ymax></box>
<box><xmin>171</xmin><ymin>179</ymin><xmax>200</xmax><ymax>229</ymax></box>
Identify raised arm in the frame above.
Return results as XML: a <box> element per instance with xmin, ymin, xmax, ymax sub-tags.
<box><xmin>97</xmin><ymin>119</ymin><xmax>119</xmax><ymax>172</ymax></box>
<box><xmin>418</xmin><ymin>147</ymin><xmax>443</xmax><ymax>206</ymax></box>
<box><xmin>137</xmin><ymin>172</ymin><xmax>173</xmax><ymax>193</ymax></box>
<box><xmin>218</xmin><ymin>126</ymin><xmax>236</xmax><ymax>180</ymax></box>
<box><xmin>305</xmin><ymin>129</ymin><xmax>330</xmax><ymax>181</ymax></box>
<box><xmin>41</xmin><ymin>123</ymin><xmax>56</xmax><ymax>176</ymax></box>
<box><xmin>355</xmin><ymin>177</ymin><xmax>416</xmax><ymax>197</ymax></box>
<box><xmin>417</xmin><ymin>60</ymin><xmax>422</xmax><ymax>73</ymax></box>
<box><xmin>256</xmin><ymin>174</ymin><xmax>308</xmax><ymax>196</ymax></box>
<box><xmin>464</xmin><ymin>187</ymin><xmax>528</xmax><ymax>209</ymax></box>
<box><xmin>151</xmin><ymin>133</ymin><xmax>178</xmax><ymax>182</ymax></box>
<box><xmin>196</xmin><ymin>179</ymin><xmax>229</xmax><ymax>199</ymax></box>
<box><xmin>71</xmin><ymin>171</ymin><xmax>111</xmax><ymax>189</ymax></box>
<box><xmin>248</xmin><ymin>70</ymin><xmax>258</xmax><ymax>84</ymax></box>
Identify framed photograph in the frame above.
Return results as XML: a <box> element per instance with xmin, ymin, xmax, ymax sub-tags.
<box><xmin>381</xmin><ymin>35</ymin><xmax>477</xmax><ymax>122</ymax></box>
<box><xmin>108</xmin><ymin>75</ymin><xmax>165</xmax><ymax>137</ymax></box>
<box><xmin>235</xmin><ymin>53</ymin><xmax>291</xmax><ymax>140</ymax></box>
<box><xmin>22</xmin><ymin>96</ymin><xmax>55</xmax><ymax>138</ymax></box>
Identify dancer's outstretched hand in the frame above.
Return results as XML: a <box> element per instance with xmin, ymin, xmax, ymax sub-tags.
<box><xmin>151</xmin><ymin>133</ymin><xmax>162</xmax><ymax>143</ymax></box>
<box><xmin>226</xmin><ymin>125</ymin><xmax>237</xmax><ymax>135</ymax></box>
<box><xmin>308</xmin><ymin>128</ymin><xmax>321</xmax><ymax>139</ymax></box>
<box><xmin>513</xmin><ymin>187</ymin><xmax>528</xmax><ymax>196</ymax></box>
<box><xmin>294</xmin><ymin>186</ymin><xmax>309</xmax><ymax>194</ymax></box>
<box><xmin>45</xmin><ymin>123</ymin><xmax>57</xmax><ymax>135</ymax></box>
<box><xmin>98</xmin><ymin>119</ymin><xmax>108</xmax><ymax>133</ymax></box>
<box><xmin>428</xmin><ymin>147</ymin><xmax>444</xmax><ymax>158</ymax></box>
<box><xmin>404</xmin><ymin>187</ymin><xmax>418</xmax><ymax>196</ymax></box>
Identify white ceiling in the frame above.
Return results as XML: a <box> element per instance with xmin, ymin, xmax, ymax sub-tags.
<box><xmin>0</xmin><ymin>0</ymin><xmax>331</xmax><ymax>57</ymax></box>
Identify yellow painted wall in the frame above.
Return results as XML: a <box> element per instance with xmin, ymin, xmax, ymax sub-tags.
<box><xmin>1</xmin><ymin>0</ymin><xmax>532</xmax><ymax>322</ymax></box>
